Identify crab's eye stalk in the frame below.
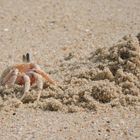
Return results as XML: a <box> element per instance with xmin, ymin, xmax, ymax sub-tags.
<box><xmin>22</xmin><ymin>53</ymin><xmax>31</xmax><ymax>63</ymax></box>
<box><xmin>22</xmin><ymin>54</ymin><xmax>26</xmax><ymax>62</ymax></box>
<box><xmin>26</xmin><ymin>53</ymin><xmax>30</xmax><ymax>62</ymax></box>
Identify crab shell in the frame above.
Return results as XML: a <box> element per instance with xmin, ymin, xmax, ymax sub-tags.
<box><xmin>0</xmin><ymin>63</ymin><xmax>54</xmax><ymax>86</ymax></box>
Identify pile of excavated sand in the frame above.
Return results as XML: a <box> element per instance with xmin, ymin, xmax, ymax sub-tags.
<box><xmin>0</xmin><ymin>34</ymin><xmax>140</xmax><ymax>112</ymax></box>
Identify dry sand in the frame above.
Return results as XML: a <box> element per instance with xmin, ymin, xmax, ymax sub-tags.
<box><xmin>0</xmin><ymin>0</ymin><xmax>140</xmax><ymax>140</ymax></box>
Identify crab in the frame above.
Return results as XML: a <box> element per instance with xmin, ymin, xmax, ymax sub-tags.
<box><xmin>0</xmin><ymin>53</ymin><xmax>54</xmax><ymax>101</ymax></box>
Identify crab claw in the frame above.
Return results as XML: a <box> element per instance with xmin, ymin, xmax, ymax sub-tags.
<box><xmin>1</xmin><ymin>68</ymin><xmax>19</xmax><ymax>86</ymax></box>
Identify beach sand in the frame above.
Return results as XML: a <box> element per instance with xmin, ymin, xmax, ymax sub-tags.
<box><xmin>0</xmin><ymin>0</ymin><xmax>140</xmax><ymax>139</ymax></box>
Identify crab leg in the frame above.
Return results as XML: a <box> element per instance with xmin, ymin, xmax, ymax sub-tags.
<box><xmin>29</xmin><ymin>63</ymin><xmax>55</xmax><ymax>84</ymax></box>
<box><xmin>1</xmin><ymin>68</ymin><xmax>18</xmax><ymax>87</ymax></box>
<box><xmin>33</xmin><ymin>69</ymin><xmax>55</xmax><ymax>84</ymax></box>
<box><xmin>28</xmin><ymin>71</ymin><xmax>43</xmax><ymax>101</ymax></box>
<box><xmin>34</xmin><ymin>72</ymin><xmax>43</xmax><ymax>101</ymax></box>
<box><xmin>20</xmin><ymin>74</ymin><xmax>30</xmax><ymax>101</ymax></box>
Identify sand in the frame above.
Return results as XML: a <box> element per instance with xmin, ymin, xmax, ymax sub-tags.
<box><xmin>0</xmin><ymin>0</ymin><xmax>140</xmax><ymax>140</ymax></box>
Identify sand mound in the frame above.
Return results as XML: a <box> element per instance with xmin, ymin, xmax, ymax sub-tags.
<box><xmin>0</xmin><ymin>34</ymin><xmax>140</xmax><ymax>112</ymax></box>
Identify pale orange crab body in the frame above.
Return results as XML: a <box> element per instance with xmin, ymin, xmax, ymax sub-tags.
<box><xmin>0</xmin><ymin>63</ymin><xmax>54</xmax><ymax>101</ymax></box>
<box><xmin>10</xmin><ymin>63</ymin><xmax>44</xmax><ymax>85</ymax></box>
<box><xmin>12</xmin><ymin>63</ymin><xmax>37</xmax><ymax>85</ymax></box>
